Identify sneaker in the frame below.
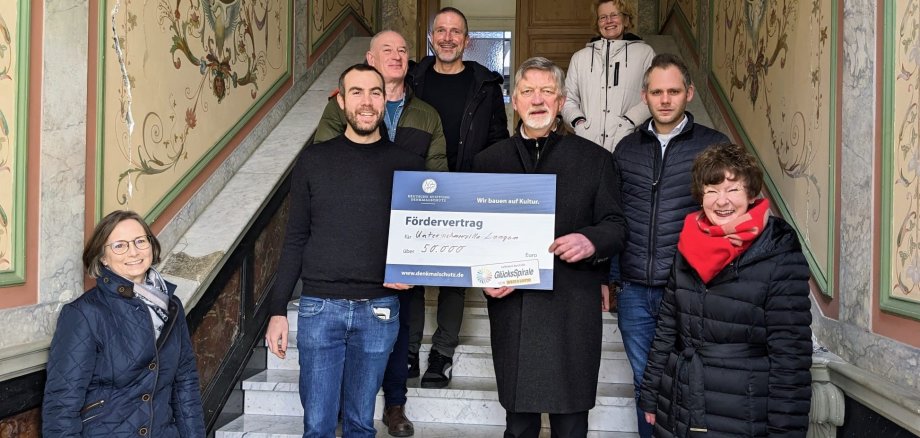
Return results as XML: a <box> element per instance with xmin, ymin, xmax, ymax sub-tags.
<box><xmin>408</xmin><ymin>352</ymin><xmax>420</xmax><ymax>378</ymax></box>
<box><xmin>420</xmin><ymin>349</ymin><xmax>453</xmax><ymax>388</ymax></box>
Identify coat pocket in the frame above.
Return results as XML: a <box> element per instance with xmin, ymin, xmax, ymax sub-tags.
<box><xmin>80</xmin><ymin>399</ymin><xmax>105</xmax><ymax>423</ymax></box>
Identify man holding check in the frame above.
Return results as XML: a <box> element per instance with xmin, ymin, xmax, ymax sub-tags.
<box><xmin>472</xmin><ymin>57</ymin><xmax>628</xmax><ymax>437</ymax></box>
<box><xmin>264</xmin><ymin>64</ymin><xmax>422</xmax><ymax>437</ymax></box>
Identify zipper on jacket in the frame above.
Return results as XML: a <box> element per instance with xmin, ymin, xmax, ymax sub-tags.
<box><xmin>646</xmin><ymin>139</ymin><xmax>668</xmax><ymax>282</ymax></box>
<box><xmin>457</xmin><ymin>79</ymin><xmax>487</xmax><ymax>170</ymax></box>
<box><xmin>80</xmin><ymin>399</ymin><xmax>105</xmax><ymax>422</ymax></box>
<box><xmin>603</xmin><ymin>40</ymin><xmax>610</xmax><ymax>141</ymax></box>
<box><xmin>644</xmin><ymin>123</ymin><xmax>696</xmax><ymax>283</ymax></box>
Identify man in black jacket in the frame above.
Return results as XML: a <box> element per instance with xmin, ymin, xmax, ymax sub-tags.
<box><xmin>613</xmin><ymin>53</ymin><xmax>729</xmax><ymax>438</ymax></box>
<box><xmin>406</xmin><ymin>6</ymin><xmax>510</xmax><ymax>389</ymax></box>
<box><xmin>474</xmin><ymin>56</ymin><xmax>627</xmax><ymax>438</ymax></box>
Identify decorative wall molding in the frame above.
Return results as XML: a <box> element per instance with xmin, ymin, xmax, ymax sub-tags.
<box><xmin>0</xmin><ymin>0</ymin><xmax>29</xmax><ymax>285</ymax></box>
<box><xmin>881</xmin><ymin>0</ymin><xmax>920</xmax><ymax>321</ymax></box>
<box><xmin>96</xmin><ymin>0</ymin><xmax>292</xmax><ymax>222</ymax></box>
<box><xmin>308</xmin><ymin>0</ymin><xmax>376</xmax><ymax>55</ymax></box>
<box><xmin>709</xmin><ymin>0</ymin><xmax>840</xmax><ymax>296</ymax></box>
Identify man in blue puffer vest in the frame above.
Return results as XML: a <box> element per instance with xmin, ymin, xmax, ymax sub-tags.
<box><xmin>612</xmin><ymin>53</ymin><xmax>730</xmax><ymax>438</ymax></box>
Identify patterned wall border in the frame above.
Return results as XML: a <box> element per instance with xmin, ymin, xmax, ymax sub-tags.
<box><xmin>707</xmin><ymin>0</ymin><xmax>840</xmax><ymax>296</ymax></box>
<box><xmin>93</xmin><ymin>0</ymin><xmax>293</xmax><ymax>223</ymax></box>
<box><xmin>880</xmin><ymin>0</ymin><xmax>920</xmax><ymax>321</ymax></box>
<box><xmin>673</xmin><ymin>0</ymin><xmax>699</xmax><ymax>49</ymax></box>
<box><xmin>0</xmin><ymin>1</ymin><xmax>29</xmax><ymax>285</ymax></box>
<box><xmin>307</xmin><ymin>1</ymin><xmax>375</xmax><ymax>55</ymax></box>
<box><xmin>659</xmin><ymin>0</ymin><xmax>674</xmax><ymax>33</ymax></box>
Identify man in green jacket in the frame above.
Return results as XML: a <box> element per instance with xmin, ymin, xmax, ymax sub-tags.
<box><xmin>312</xmin><ymin>30</ymin><xmax>447</xmax><ymax>437</ymax></box>
<box><xmin>314</xmin><ymin>31</ymin><xmax>447</xmax><ymax>173</ymax></box>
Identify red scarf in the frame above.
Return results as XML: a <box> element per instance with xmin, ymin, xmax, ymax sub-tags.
<box><xmin>677</xmin><ymin>199</ymin><xmax>771</xmax><ymax>283</ymax></box>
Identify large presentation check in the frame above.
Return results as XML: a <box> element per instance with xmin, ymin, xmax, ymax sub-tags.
<box><xmin>384</xmin><ymin>171</ymin><xmax>556</xmax><ymax>290</ymax></box>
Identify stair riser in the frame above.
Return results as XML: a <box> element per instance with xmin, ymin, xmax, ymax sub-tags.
<box><xmin>267</xmin><ymin>349</ymin><xmax>633</xmax><ymax>384</ymax></box>
<box><xmin>244</xmin><ymin>390</ymin><xmax>637</xmax><ymax>431</ymax></box>
<box><xmin>285</xmin><ymin>308</ymin><xmax>623</xmax><ymax>343</ymax></box>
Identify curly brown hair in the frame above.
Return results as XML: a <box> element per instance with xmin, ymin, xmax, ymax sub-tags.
<box><xmin>690</xmin><ymin>143</ymin><xmax>763</xmax><ymax>203</ymax></box>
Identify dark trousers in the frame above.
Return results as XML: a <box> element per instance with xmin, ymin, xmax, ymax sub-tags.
<box><xmin>408</xmin><ymin>286</ymin><xmax>467</xmax><ymax>356</ymax></box>
<box><xmin>381</xmin><ymin>291</ymin><xmax>412</xmax><ymax>406</ymax></box>
<box><xmin>504</xmin><ymin>411</ymin><xmax>589</xmax><ymax>438</ymax></box>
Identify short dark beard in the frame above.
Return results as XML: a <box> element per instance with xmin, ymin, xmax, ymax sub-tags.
<box><xmin>345</xmin><ymin>111</ymin><xmax>381</xmax><ymax>137</ymax></box>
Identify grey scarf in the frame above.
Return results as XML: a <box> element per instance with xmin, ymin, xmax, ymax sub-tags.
<box><xmin>133</xmin><ymin>267</ymin><xmax>170</xmax><ymax>339</ymax></box>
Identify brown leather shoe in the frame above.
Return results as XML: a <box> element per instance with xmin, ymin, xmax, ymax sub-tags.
<box><xmin>382</xmin><ymin>404</ymin><xmax>414</xmax><ymax>437</ymax></box>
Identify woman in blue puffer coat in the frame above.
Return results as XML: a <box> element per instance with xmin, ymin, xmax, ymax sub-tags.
<box><xmin>43</xmin><ymin>210</ymin><xmax>205</xmax><ymax>437</ymax></box>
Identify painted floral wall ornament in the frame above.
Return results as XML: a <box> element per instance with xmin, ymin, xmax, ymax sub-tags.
<box><xmin>744</xmin><ymin>0</ymin><xmax>767</xmax><ymax>43</ymax></box>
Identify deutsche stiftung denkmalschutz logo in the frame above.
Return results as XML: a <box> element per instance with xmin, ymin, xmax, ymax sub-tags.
<box><xmin>422</xmin><ymin>178</ymin><xmax>438</xmax><ymax>194</ymax></box>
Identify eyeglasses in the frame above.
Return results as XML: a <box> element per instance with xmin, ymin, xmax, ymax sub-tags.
<box><xmin>598</xmin><ymin>13</ymin><xmax>624</xmax><ymax>22</ymax></box>
<box><xmin>106</xmin><ymin>235</ymin><xmax>152</xmax><ymax>255</ymax></box>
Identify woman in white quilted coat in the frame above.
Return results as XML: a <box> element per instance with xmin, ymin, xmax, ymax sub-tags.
<box><xmin>562</xmin><ymin>0</ymin><xmax>655</xmax><ymax>152</ymax></box>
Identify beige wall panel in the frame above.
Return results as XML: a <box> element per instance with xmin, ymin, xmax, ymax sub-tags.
<box><xmin>676</xmin><ymin>0</ymin><xmax>698</xmax><ymax>40</ymax></box>
<box><xmin>889</xmin><ymin>0</ymin><xmax>920</xmax><ymax>306</ymax></box>
<box><xmin>660</xmin><ymin>0</ymin><xmax>673</xmax><ymax>28</ymax></box>
<box><xmin>381</xmin><ymin>0</ymin><xmax>416</xmax><ymax>55</ymax></box>
<box><xmin>711</xmin><ymin>0</ymin><xmax>834</xmax><ymax>286</ymax></box>
<box><xmin>309</xmin><ymin>0</ymin><xmax>376</xmax><ymax>53</ymax></box>
<box><xmin>100</xmin><ymin>0</ymin><xmax>291</xmax><ymax>219</ymax></box>
<box><xmin>0</xmin><ymin>1</ymin><xmax>25</xmax><ymax>282</ymax></box>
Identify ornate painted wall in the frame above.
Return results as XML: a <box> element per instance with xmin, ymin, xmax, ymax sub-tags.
<box><xmin>710</xmin><ymin>0</ymin><xmax>837</xmax><ymax>293</ymax></box>
<box><xmin>676</xmin><ymin>0</ymin><xmax>698</xmax><ymax>42</ymax></box>
<box><xmin>0</xmin><ymin>0</ymin><xmax>382</xmax><ymax>431</ymax></box>
<box><xmin>882</xmin><ymin>0</ymin><xmax>920</xmax><ymax>320</ymax></box>
<box><xmin>308</xmin><ymin>0</ymin><xmax>376</xmax><ymax>54</ymax></box>
<box><xmin>99</xmin><ymin>0</ymin><xmax>292</xmax><ymax>220</ymax></box>
<box><xmin>659</xmin><ymin>0</ymin><xmax>673</xmax><ymax>31</ymax></box>
<box><xmin>0</xmin><ymin>1</ymin><xmax>27</xmax><ymax>285</ymax></box>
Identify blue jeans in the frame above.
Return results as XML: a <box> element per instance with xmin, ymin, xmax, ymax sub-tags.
<box><xmin>617</xmin><ymin>281</ymin><xmax>664</xmax><ymax>438</ymax></box>
<box><xmin>296</xmin><ymin>295</ymin><xmax>400</xmax><ymax>438</ymax></box>
<box><xmin>608</xmin><ymin>254</ymin><xmax>621</xmax><ymax>283</ymax></box>
<box><xmin>381</xmin><ymin>291</ymin><xmax>412</xmax><ymax>406</ymax></box>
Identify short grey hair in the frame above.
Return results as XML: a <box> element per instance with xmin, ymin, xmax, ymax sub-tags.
<box><xmin>513</xmin><ymin>57</ymin><xmax>566</xmax><ymax>96</ymax></box>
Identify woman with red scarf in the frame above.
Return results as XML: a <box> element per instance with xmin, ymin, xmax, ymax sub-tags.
<box><xmin>637</xmin><ymin>143</ymin><xmax>813</xmax><ymax>437</ymax></box>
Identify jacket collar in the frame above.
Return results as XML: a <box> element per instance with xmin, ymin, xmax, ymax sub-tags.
<box><xmin>511</xmin><ymin>131</ymin><xmax>561</xmax><ymax>172</ymax></box>
<box><xmin>410</xmin><ymin>57</ymin><xmax>504</xmax><ymax>85</ymax></box>
<box><xmin>96</xmin><ymin>266</ymin><xmax>177</xmax><ymax>300</ymax></box>
<box><xmin>588</xmin><ymin>37</ymin><xmax>644</xmax><ymax>51</ymax></box>
<box><xmin>589</xmin><ymin>32</ymin><xmax>643</xmax><ymax>43</ymax></box>
<box><xmin>638</xmin><ymin>111</ymin><xmax>697</xmax><ymax>140</ymax></box>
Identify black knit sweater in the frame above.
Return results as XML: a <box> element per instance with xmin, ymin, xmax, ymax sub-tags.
<box><xmin>268</xmin><ymin>135</ymin><xmax>425</xmax><ymax>316</ymax></box>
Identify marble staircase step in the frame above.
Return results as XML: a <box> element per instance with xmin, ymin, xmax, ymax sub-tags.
<box><xmin>216</xmin><ymin>414</ymin><xmax>640</xmax><ymax>437</ymax></box>
<box><xmin>242</xmin><ymin>370</ymin><xmax>637</xmax><ymax>431</ymax></box>
<box><xmin>265</xmin><ymin>334</ymin><xmax>632</xmax><ymax>383</ymax></box>
<box><xmin>285</xmin><ymin>301</ymin><xmax>624</xmax><ymax>343</ymax></box>
<box><xmin>422</xmin><ymin>298</ymin><xmax>619</xmax><ymax>321</ymax></box>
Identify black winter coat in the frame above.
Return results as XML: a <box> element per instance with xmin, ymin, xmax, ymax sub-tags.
<box><xmin>473</xmin><ymin>132</ymin><xmax>627</xmax><ymax>413</ymax></box>
<box><xmin>409</xmin><ymin>57</ymin><xmax>509</xmax><ymax>172</ymax></box>
<box><xmin>639</xmin><ymin>217</ymin><xmax>813</xmax><ymax>437</ymax></box>
<box><xmin>43</xmin><ymin>267</ymin><xmax>205</xmax><ymax>437</ymax></box>
<box><xmin>614</xmin><ymin>113</ymin><xmax>729</xmax><ymax>286</ymax></box>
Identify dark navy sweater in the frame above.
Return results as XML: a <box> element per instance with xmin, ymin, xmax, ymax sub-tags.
<box><xmin>268</xmin><ymin>135</ymin><xmax>424</xmax><ymax>316</ymax></box>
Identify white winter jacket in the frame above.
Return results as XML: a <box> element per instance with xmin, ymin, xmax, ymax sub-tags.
<box><xmin>563</xmin><ymin>37</ymin><xmax>655</xmax><ymax>152</ymax></box>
